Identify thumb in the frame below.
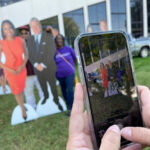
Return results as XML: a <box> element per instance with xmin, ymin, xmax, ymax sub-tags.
<box><xmin>99</xmin><ymin>125</ymin><xmax>121</xmax><ymax>150</ymax></box>
<box><xmin>121</xmin><ymin>127</ymin><xmax>150</xmax><ymax>146</ymax></box>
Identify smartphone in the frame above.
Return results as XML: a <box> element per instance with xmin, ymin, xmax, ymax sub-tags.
<box><xmin>74</xmin><ymin>31</ymin><xmax>144</xmax><ymax>149</ymax></box>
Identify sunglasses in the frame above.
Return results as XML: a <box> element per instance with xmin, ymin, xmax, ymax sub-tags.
<box><xmin>21</xmin><ymin>32</ymin><xmax>28</xmax><ymax>35</ymax></box>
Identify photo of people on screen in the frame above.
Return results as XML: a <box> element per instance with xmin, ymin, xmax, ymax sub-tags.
<box><xmin>99</xmin><ymin>60</ymin><xmax>125</xmax><ymax>98</ymax></box>
<box><xmin>79</xmin><ymin>33</ymin><xmax>143</xmax><ymax>146</ymax></box>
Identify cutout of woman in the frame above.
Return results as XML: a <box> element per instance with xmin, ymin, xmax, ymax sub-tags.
<box><xmin>99</xmin><ymin>63</ymin><xmax>109</xmax><ymax>97</ymax></box>
<box><xmin>0</xmin><ymin>20</ymin><xmax>28</xmax><ymax>120</ymax></box>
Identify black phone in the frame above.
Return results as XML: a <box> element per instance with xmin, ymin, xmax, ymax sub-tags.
<box><xmin>74</xmin><ymin>32</ymin><xmax>144</xmax><ymax>149</ymax></box>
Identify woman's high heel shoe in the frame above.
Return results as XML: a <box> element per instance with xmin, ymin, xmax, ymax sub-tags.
<box><xmin>23</xmin><ymin>115</ymin><xmax>27</xmax><ymax>120</ymax></box>
<box><xmin>23</xmin><ymin>105</ymin><xmax>28</xmax><ymax>121</ymax></box>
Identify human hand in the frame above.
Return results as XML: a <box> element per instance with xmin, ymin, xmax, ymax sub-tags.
<box><xmin>121</xmin><ymin>86</ymin><xmax>150</xmax><ymax>150</ymax></box>
<box><xmin>36</xmin><ymin>64</ymin><xmax>44</xmax><ymax>72</ymax></box>
<box><xmin>138</xmin><ymin>86</ymin><xmax>150</xmax><ymax>127</ymax></box>
<box><xmin>66</xmin><ymin>83</ymin><xmax>93</xmax><ymax>150</ymax></box>
<box><xmin>8</xmin><ymin>68</ymin><xmax>18</xmax><ymax>75</ymax></box>
<box><xmin>66</xmin><ymin>83</ymin><xmax>121</xmax><ymax>150</ymax></box>
<box><xmin>16</xmin><ymin>65</ymin><xmax>24</xmax><ymax>73</ymax></box>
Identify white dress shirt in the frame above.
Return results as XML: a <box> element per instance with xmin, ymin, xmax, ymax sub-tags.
<box><xmin>33</xmin><ymin>33</ymin><xmax>47</xmax><ymax>69</ymax></box>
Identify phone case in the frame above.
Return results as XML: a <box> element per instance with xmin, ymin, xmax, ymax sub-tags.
<box><xmin>74</xmin><ymin>31</ymin><xmax>144</xmax><ymax>149</ymax></box>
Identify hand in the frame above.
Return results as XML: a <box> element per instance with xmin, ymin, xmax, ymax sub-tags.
<box><xmin>8</xmin><ymin>68</ymin><xmax>18</xmax><ymax>75</ymax></box>
<box><xmin>36</xmin><ymin>64</ymin><xmax>44</xmax><ymax>72</ymax></box>
<box><xmin>138</xmin><ymin>86</ymin><xmax>150</xmax><ymax>127</ymax></box>
<box><xmin>16</xmin><ymin>65</ymin><xmax>24</xmax><ymax>73</ymax></box>
<box><xmin>66</xmin><ymin>83</ymin><xmax>121</xmax><ymax>150</ymax></box>
<box><xmin>121</xmin><ymin>86</ymin><xmax>150</xmax><ymax>150</ymax></box>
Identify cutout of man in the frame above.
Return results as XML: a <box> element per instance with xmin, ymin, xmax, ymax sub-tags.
<box><xmin>27</xmin><ymin>18</ymin><xmax>63</xmax><ymax>111</ymax></box>
<box><xmin>99</xmin><ymin>20</ymin><xmax>107</xmax><ymax>32</ymax></box>
<box><xmin>20</xmin><ymin>26</ymin><xmax>44</xmax><ymax>109</ymax></box>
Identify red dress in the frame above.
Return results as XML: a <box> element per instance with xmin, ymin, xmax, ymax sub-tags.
<box><xmin>100</xmin><ymin>68</ymin><xmax>108</xmax><ymax>88</ymax></box>
<box><xmin>0</xmin><ymin>37</ymin><xmax>27</xmax><ymax>94</ymax></box>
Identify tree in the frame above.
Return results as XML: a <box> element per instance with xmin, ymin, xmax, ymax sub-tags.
<box><xmin>64</xmin><ymin>17</ymin><xmax>80</xmax><ymax>47</ymax></box>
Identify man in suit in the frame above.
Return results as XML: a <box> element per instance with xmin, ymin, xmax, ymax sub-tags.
<box><xmin>27</xmin><ymin>17</ymin><xmax>63</xmax><ymax>111</ymax></box>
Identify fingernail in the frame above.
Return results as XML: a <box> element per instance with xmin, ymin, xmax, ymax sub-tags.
<box><xmin>108</xmin><ymin>125</ymin><xmax>120</xmax><ymax>134</ymax></box>
<box><xmin>121</xmin><ymin>127</ymin><xmax>132</xmax><ymax>138</ymax></box>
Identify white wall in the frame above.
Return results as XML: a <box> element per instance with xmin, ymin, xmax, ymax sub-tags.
<box><xmin>0</xmin><ymin>0</ymin><xmax>105</xmax><ymax>28</ymax></box>
<box><xmin>0</xmin><ymin>0</ymin><xmax>148</xmax><ymax>37</ymax></box>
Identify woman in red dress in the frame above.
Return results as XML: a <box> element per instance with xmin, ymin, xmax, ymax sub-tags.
<box><xmin>99</xmin><ymin>63</ymin><xmax>109</xmax><ymax>97</ymax></box>
<box><xmin>0</xmin><ymin>20</ymin><xmax>28</xmax><ymax>120</ymax></box>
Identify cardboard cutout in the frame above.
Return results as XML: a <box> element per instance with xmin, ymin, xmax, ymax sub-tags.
<box><xmin>11</xmin><ymin>104</ymin><xmax>38</xmax><ymax>126</ymax></box>
<box><xmin>27</xmin><ymin>32</ymin><xmax>64</xmax><ymax>112</ymax></box>
<box><xmin>36</xmin><ymin>83</ymin><xmax>67</xmax><ymax>117</ymax></box>
<box><xmin>0</xmin><ymin>85</ymin><xmax>11</xmax><ymax>95</ymax></box>
<box><xmin>1</xmin><ymin>27</ymin><xmax>67</xmax><ymax>125</ymax></box>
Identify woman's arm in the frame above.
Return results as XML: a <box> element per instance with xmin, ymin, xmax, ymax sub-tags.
<box><xmin>70</xmin><ymin>47</ymin><xmax>77</xmax><ymax>63</ymax></box>
<box><xmin>0</xmin><ymin>44</ymin><xmax>18</xmax><ymax>74</ymax></box>
<box><xmin>0</xmin><ymin>44</ymin><xmax>5</xmax><ymax>69</ymax></box>
<box><xmin>17</xmin><ymin>39</ymin><xmax>28</xmax><ymax>73</ymax></box>
<box><xmin>22</xmin><ymin>39</ymin><xmax>28</xmax><ymax>67</ymax></box>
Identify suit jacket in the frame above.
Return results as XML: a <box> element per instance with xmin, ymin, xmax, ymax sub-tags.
<box><xmin>27</xmin><ymin>32</ymin><xmax>56</xmax><ymax>74</ymax></box>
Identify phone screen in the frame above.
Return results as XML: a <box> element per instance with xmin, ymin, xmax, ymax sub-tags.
<box><xmin>78</xmin><ymin>32</ymin><xmax>143</xmax><ymax>147</ymax></box>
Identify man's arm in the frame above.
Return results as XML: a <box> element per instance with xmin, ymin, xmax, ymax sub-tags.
<box><xmin>26</xmin><ymin>38</ymin><xmax>39</xmax><ymax>69</ymax></box>
<box><xmin>39</xmin><ymin>34</ymin><xmax>56</xmax><ymax>68</ymax></box>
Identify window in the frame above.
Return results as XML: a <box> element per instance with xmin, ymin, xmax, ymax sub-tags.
<box><xmin>63</xmin><ymin>8</ymin><xmax>85</xmax><ymax>47</ymax></box>
<box><xmin>0</xmin><ymin>0</ymin><xmax>23</xmax><ymax>7</ymax></box>
<box><xmin>88</xmin><ymin>2</ymin><xmax>107</xmax><ymax>32</ymax></box>
<box><xmin>111</xmin><ymin>0</ymin><xmax>126</xmax><ymax>31</ymax></box>
<box><xmin>41</xmin><ymin>16</ymin><xmax>59</xmax><ymax>37</ymax></box>
<box><xmin>130</xmin><ymin>0</ymin><xmax>143</xmax><ymax>37</ymax></box>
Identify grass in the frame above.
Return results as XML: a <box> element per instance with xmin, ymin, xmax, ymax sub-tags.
<box><xmin>0</xmin><ymin>57</ymin><xmax>150</xmax><ymax>150</ymax></box>
<box><xmin>0</xmin><ymin>86</ymin><xmax>69</xmax><ymax>150</ymax></box>
<box><xmin>133</xmin><ymin>56</ymin><xmax>150</xmax><ymax>88</ymax></box>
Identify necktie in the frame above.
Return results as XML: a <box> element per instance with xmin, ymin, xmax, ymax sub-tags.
<box><xmin>35</xmin><ymin>35</ymin><xmax>39</xmax><ymax>52</ymax></box>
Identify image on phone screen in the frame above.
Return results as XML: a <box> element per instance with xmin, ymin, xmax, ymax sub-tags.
<box><xmin>78</xmin><ymin>32</ymin><xmax>143</xmax><ymax>147</ymax></box>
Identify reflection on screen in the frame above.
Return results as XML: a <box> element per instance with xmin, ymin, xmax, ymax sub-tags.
<box><xmin>79</xmin><ymin>33</ymin><xmax>143</xmax><ymax>147</ymax></box>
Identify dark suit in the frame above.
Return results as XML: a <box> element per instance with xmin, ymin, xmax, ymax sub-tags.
<box><xmin>27</xmin><ymin>32</ymin><xmax>59</xmax><ymax>105</ymax></box>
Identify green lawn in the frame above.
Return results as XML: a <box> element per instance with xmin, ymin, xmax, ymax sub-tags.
<box><xmin>0</xmin><ymin>87</ymin><xmax>69</xmax><ymax>150</ymax></box>
<box><xmin>133</xmin><ymin>56</ymin><xmax>150</xmax><ymax>88</ymax></box>
<box><xmin>0</xmin><ymin>56</ymin><xmax>150</xmax><ymax>150</ymax></box>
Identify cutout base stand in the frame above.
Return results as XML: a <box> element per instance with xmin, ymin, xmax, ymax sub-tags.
<box><xmin>36</xmin><ymin>83</ymin><xmax>67</xmax><ymax>117</ymax></box>
<box><xmin>11</xmin><ymin>104</ymin><xmax>38</xmax><ymax>126</ymax></box>
<box><xmin>36</xmin><ymin>96</ymin><xmax>67</xmax><ymax>117</ymax></box>
<box><xmin>0</xmin><ymin>85</ymin><xmax>11</xmax><ymax>95</ymax></box>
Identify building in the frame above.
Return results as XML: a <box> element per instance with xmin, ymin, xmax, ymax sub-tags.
<box><xmin>0</xmin><ymin>0</ymin><xmax>149</xmax><ymax>46</ymax></box>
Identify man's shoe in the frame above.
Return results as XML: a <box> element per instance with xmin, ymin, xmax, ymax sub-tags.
<box><xmin>58</xmin><ymin>103</ymin><xmax>63</xmax><ymax>112</ymax></box>
<box><xmin>41</xmin><ymin>98</ymin><xmax>47</xmax><ymax>105</ymax></box>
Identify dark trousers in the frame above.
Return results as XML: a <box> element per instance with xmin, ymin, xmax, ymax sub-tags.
<box><xmin>36</xmin><ymin>70</ymin><xmax>59</xmax><ymax>104</ymax></box>
<box><xmin>57</xmin><ymin>74</ymin><xmax>75</xmax><ymax>110</ymax></box>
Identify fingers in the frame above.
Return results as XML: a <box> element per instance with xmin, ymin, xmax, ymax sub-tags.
<box><xmin>83</xmin><ymin>111</ymin><xmax>90</xmax><ymax>135</ymax></box>
<box><xmin>99</xmin><ymin>125</ymin><xmax>121</xmax><ymax>150</ymax></box>
<box><xmin>71</xmin><ymin>83</ymin><xmax>84</xmax><ymax>116</ymax></box>
<box><xmin>69</xmin><ymin>83</ymin><xmax>84</xmax><ymax>137</ymax></box>
<box><xmin>137</xmin><ymin>85</ymin><xmax>149</xmax><ymax>95</ymax></box>
<box><xmin>121</xmin><ymin>127</ymin><xmax>150</xmax><ymax>146</ymax></box>
<box><xmin>137</xmin><ymin>86</ymin><xmax>150</xmax><ymax>127</ymax></box>
<box><xmin>122</xmin><ymin>143</ymin><xmax>142</xmax><ymax>150</ymax></box>
<box><xmin>138</xmin><ymin>86</ymin><xmax>150</xmax><ymax>106</ymax></box>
